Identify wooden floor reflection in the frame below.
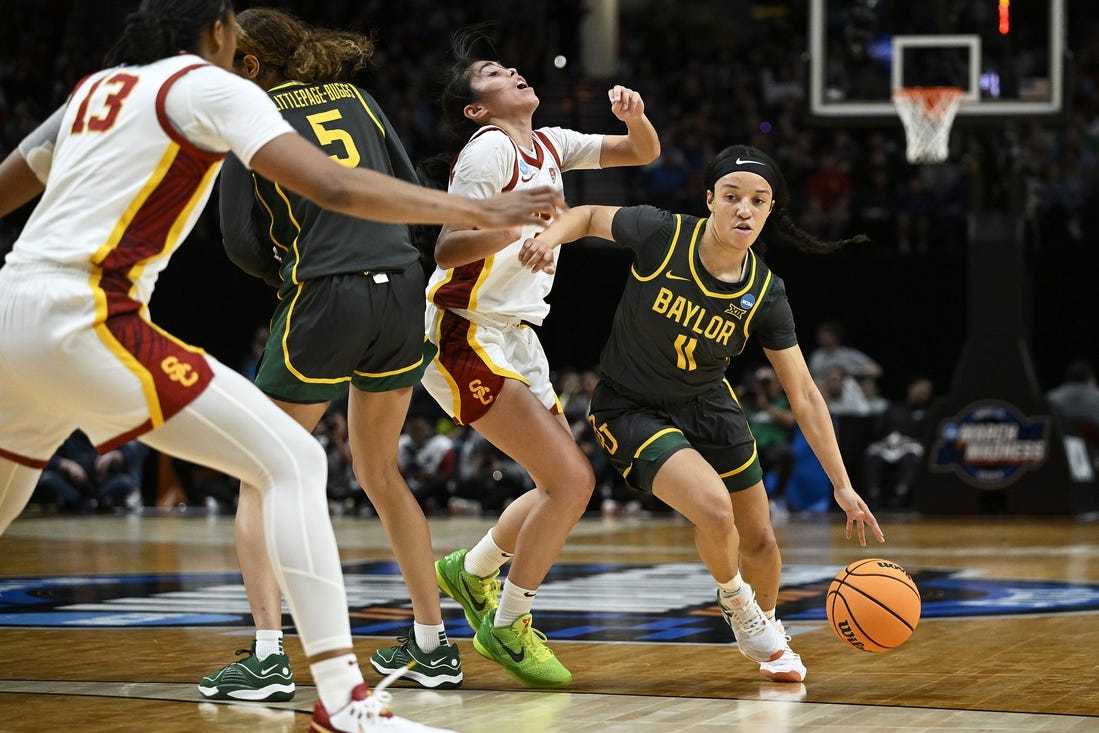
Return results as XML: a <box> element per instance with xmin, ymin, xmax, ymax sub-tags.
<box><xmin>2</xmin><ymin>509</ymin><xmax>1098</xmax><ymax>732</ymax></box>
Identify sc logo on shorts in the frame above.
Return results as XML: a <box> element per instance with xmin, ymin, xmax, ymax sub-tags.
<box><xmin>468</xmin><ymin>379</ymin><xmax>494</xmax><ymax>406</ymax></box>
<box><xmin>161</xmin><ymin>356</ymin><xmax>200</xmax><ymax>387</ymax></box>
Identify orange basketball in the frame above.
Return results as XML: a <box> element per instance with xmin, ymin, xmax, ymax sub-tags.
<box><xmin>826</xmin><ymin>558</ymin><xmax>921</xmax><ymax>652</ymax></box>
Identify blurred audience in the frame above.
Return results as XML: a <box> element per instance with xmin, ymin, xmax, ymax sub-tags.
<box><xmin>7</xmin><ymin>1</ymin><xmax>1099</xmax><ymax>520</ymax></box>
<box><xmin>807</xmin><ymin>321</ymin><xmax>882</xmax><ymax>382</ymax></box>
<box><xmin>862</xmin><ymin>376</ymin><xmax>936</xmax><ymax>509</ymax></box>
<box><xmin>740</xmin><ymin>366</ymin><xmax>795</xmax><ymax>511</ymax></box>
<box><xmin>397</xmin><ymin>414</ymin><xmax>456</xmax><ymax>515</ymax></box>
<box><xmin>32</xmin><ymin>431</ymin><xmax>145</xmax><ymax>514</ymax></box>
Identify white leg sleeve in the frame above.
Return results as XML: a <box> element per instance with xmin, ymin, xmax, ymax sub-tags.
<box><xmin>141</xmin><ymin>359</ymin><xmax>352</xmax><ymax>657</ymax></box>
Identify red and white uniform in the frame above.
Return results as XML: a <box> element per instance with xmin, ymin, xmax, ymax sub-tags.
<box><xmin>422</xmin><ymin>126</ymin><xmax>601</xmax><ymax>424</ymax></box>
<box><xmin>0</xmin><ymin>54</ymin><xmax>291</xmax><ymax>461</ymax></box>
<box><xmin>0</xmin><ymin>55</ymin><xmax>364</xmax><ymax>659</ymax></box>
<box><xmin>426</xmin><ymin>125</ymin><xmax>601</xmax><ymax>323</ymax></box>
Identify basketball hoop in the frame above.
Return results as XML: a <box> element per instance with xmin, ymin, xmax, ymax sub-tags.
<box><xmin>892</xmin><ymin>86</ymin><xmax>964</xmax><ymax>164</ymax></box>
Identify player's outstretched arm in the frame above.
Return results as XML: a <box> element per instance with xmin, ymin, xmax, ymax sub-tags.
<box><xmin>434</xmin><ymin>225</ymin><xmax>523</xmax><ymax>270</ymax></box>
<box><xmin>599</xmin><ymin>85</ymin><xmax>660</xmax><ymax>168</ymax></box>
<box><xmin>517</xmin><ymin>204</ymin><xmax>619</xmax><ymax>274</ymax></box>
<box><xmin>250</xmin><ymin>132</ymin><xmax>566</xmax><ymax>230</ymax></box>
<box><xmin>764</xmin><ymin>343</ymin><xmax>885</xmax><ymax>547</ymax></box>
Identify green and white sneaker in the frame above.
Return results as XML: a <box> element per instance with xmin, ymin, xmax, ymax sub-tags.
<box><xmin>435</xmin><ymin>548</ymin><xmax>501</xmax><ymax>632</ymax></box>
<box><xmin>473</xmin><ymin>613</ymin><xmax>572</xmax><ymax>688</ymax></box>
<box><xmin>198</xmin><ymin>641</ymin><xmax>295</xmax><ymax>702</ymax></box>
<box><xmin>369</xmin><ymin>628</ymin><xmax>463</xmax><ymax>689</ymax></box>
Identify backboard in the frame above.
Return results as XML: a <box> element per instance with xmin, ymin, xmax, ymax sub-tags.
<box><xmin>808</xmin><ymin>0</ymin><xmax>1066</xmax><ymax>119</ymax></box>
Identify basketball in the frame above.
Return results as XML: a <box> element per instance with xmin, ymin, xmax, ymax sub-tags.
<box><xmin>826</xmin><ymin>559</ymin><xmax>921</xmax><ymax>652</ymax></box>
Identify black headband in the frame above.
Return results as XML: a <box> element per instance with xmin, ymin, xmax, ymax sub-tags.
<box><xmin>707</xmin><ymin>153</ymin><xmax>779</xmax><ymax>195</ymax></box>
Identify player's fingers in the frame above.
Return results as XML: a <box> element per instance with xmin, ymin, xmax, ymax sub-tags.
<box><xmin>527</xmin><ymin>185</ymin><xmax>567</xmax><ymax>214</ymax></box>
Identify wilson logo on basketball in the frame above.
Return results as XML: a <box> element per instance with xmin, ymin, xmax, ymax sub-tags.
<box><xmin>875</xmin><ymin>561</ymin><xmax>912</xmax><ymax>577</ymax></box>
<box><xmin>836</xmin><ymin>620</ymin><xmax>866</xmax><ymax>651</ymax></box>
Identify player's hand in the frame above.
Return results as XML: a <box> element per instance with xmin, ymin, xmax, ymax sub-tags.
<box><xmin>608</xmin><ymin>85</ymin><xmax>646</xmax><ymax>121</ymax></box>
<box><xmin>479</xmin><ymin>186</ymin><xmax>566</xmax><ymax>229</ymax></box>
<box><xmin>834</xmin><ymin>486</ymin><xmax>885</xmax><ymax>547</ymax></box>
<box><xmin>518</xmin><ymin>233</ymin><xmax>556</xmax><ymax>274</ymax></box>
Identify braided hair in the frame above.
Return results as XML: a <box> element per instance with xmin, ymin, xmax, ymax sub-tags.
<box><xmin>704</xmin><ymin>144</ymin><xmax>869</xmax><ymax>256</ymax></box>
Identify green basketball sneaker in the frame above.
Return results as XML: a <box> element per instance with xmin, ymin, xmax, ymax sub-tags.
<box><xmin>198</xmin><ymin>641</ymin><xmax>295</xmax><ymax>702</ymax></box>
<box><xmin>473</xmin><ymin>613</ymin><xmax>572</xmax><ymax>688</ymax></box>
<box><xmin>369</xmin><ymin>628</ymin><xmax>463</xmax><ymax>689</ymax></box>
<box><xmin>435</xmin><ymin>548</ymin><xmax>501</xmax><ymax>632</ymax></box>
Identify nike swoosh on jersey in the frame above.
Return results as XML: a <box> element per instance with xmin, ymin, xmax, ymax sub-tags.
<box><xmin>735</xmin><ymin>156</ymin><xmax>766</xmax><ymax>166</ymax></box>
<box><xmin>664</xmin><ymin>271</ymin><xmax>690</xmax><ymax>281</ymax></box>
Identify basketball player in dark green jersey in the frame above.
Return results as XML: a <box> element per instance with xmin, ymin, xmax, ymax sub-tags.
<box><xmin>518</xmin><ymin>144</ymin><xmax>885</xmax><ymax>685</ymax></box>
<box><xmin>202</xmin><ymin>8</ymin><xmax>469</xmax><ymax>702</ymax></box>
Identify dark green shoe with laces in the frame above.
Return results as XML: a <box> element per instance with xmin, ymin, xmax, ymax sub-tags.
<box><xmin>370</xmin><ymin>628</ymin><xmax>463</xmax><ymax>689</ymax></box>
<box><xmin>198</xmin><ymin>641</ymin><xmax>295</xmax><ymax>701</ymax></box>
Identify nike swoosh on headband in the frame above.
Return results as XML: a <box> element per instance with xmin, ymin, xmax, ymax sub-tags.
<box><xmin>735</xmin><ymin>157</ymin><xmax>766</xmax><ymax>166</ymax></box>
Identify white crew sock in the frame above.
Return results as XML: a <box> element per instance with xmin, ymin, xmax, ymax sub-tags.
<box><xmin>311</xmin><ymin>654</ymin><xmax>364</xmax><ymax>714</ymax></box>
<box><xmin>464</xmin><ymin>529</ymin><xmax>514</xmax><ymax>578</ymax></box>
<box><xmin>494</xmin><ymin>578</ymin><xmax>537</xmax><ymax>627</ymax></box>
<box><xmin>255</xmin><ymin>629</ymin><xmax>283</xmax><ymax>660</ymax></box>
<box><xmin>717</xmin><ymin>572</ymin><xmax>748</xmax><ymax>608</ymax></box>
<box><xmin>414</xmin><ymin>622</ymin><xmax>447</xmax><ymax>654</ymax></box>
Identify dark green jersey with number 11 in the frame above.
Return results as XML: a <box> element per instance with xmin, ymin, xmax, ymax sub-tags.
<box><xmin>600</xmin><ymin>205</ymin><xmax>798</xmax><ymax>405</ymax></box>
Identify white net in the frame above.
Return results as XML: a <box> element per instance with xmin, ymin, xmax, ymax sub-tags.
<box><xmin>892</xmin><ymin>87</ymin><xmax>964</xmax><ymax>164</ymax></box>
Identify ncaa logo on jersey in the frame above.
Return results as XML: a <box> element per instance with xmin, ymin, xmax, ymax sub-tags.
<box><xmin>549</xmin><ymin>166</ymin><xmax>557</xmax><ymax>183</ymax></box>
<box><xmin>739</xmin><ymin>294</ymin><xmax>756</xmax><ymax>309</ymax></box>
<box><xmin>519</xmin><ymin>160</ymin><xmax>535</xmax><ymax>183</ymax></box>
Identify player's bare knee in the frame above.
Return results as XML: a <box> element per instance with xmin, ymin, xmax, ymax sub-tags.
<box><xmin>693</xmin><ymin>502</ymin><xmax>736</xmax><ymax>537</ymax></box>
<box><xmin>738</xmin><ymin>530</ymin><xmax>780</xmax><ymax>560</ymax></box>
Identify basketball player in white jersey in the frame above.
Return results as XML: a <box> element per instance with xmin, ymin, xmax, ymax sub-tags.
<box><xmin>416</xmin><ymin>28</ymin><xmax>659</xmax><ymax>688</ymax></box>
<box><xmin>0</xmin><ymin>3</ymin><xmax>562</xmax><ymax>731</ymax></box>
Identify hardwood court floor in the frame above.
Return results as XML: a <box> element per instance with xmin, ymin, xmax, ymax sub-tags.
<box><xmin>2</xmin><ymin>509</ymin><xmax>1098</xmax><ymax>732</ymax></box>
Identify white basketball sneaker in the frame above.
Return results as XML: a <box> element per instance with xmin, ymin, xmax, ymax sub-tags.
<box><xmin>717</xmin><ymin>588</ymin><xmax>785</xmax><ymax>663</ymax></box>
<box><xmin>759</xmin><ymin>620</ymin><xmax>807</xmax><ymax>683</ymax></box>
<box><xmin>311</xmin><ymin>665</ymin><xmax>457</xmax><ymax>733</ymax></box>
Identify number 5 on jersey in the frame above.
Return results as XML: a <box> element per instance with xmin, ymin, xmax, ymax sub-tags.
<box><xmin>306</xmin><ymin>109</ymin><xmax>361</xmax><ymax>167</ymax></box>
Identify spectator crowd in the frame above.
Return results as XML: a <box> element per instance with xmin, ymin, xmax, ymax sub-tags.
<box><xmin>5</xmin><ymin>1</ymin><xmax>1099</xmax><ymax>518</ymax></box>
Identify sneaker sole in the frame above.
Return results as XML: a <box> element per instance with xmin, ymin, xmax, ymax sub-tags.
<box><xmin>739</xmin><ymin>646</ymin><xmax>786</xmax><ymax>664</ymax></box>
<box><xmin>472</xmin><ymin>634</ymin><xmax>572</xmax><ymax>688</ymax></box>
<box><xmin>197</xmin><ymin>684</ymin><xmax>295</xmax><ymax>702</ymax></box>
<box><xmin>368</xmin><ymin>657</ymin><xmax>463</xmax><ymax>689</ymax></box>
<box><xmin>759</xmin><ymin>668</ymin><xmax>806</xmax><ymax>683</ymax></box>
